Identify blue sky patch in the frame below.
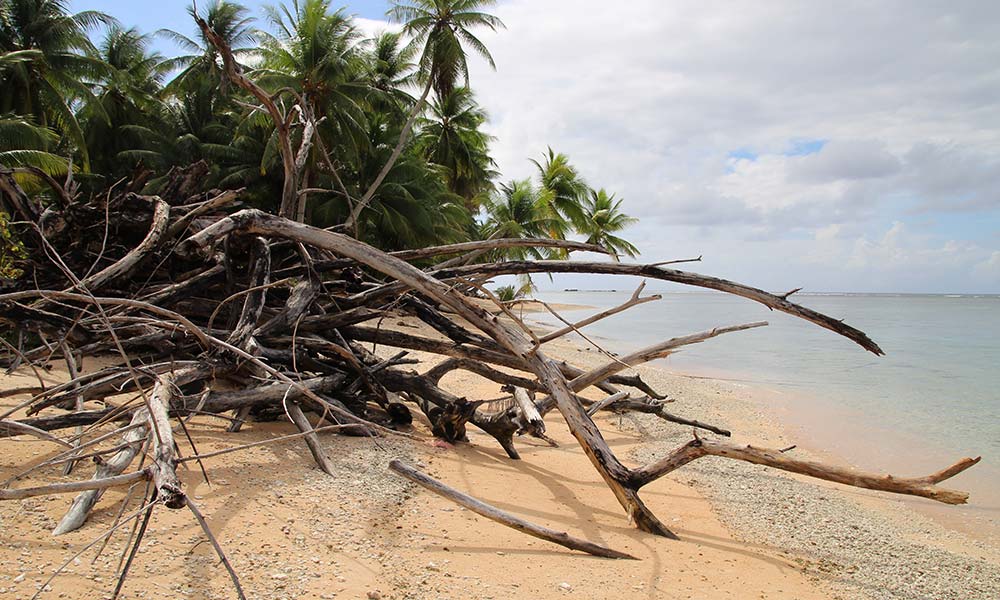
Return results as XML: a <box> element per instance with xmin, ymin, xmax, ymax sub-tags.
<box><xmin>785</xmin><ymin>138</ymin><xmax>827</xmax><ymax>156</ymax></box>
<box><xmin>727</xmin><ymin>148</ymin><xmax>758</xmax><ymax>161</ymax></box>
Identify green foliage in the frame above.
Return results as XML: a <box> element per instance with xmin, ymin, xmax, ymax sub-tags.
<box><xmin>0</xmin><ymin>211</ymin><xmax>25</xmax><ymax>279</ymax></box>
<box><xmin>494</xmin><ymin>284</ymin><xmax>517</xmax><ymax>303</ymax></box>
<box><xmin>389</xmin><ymin>0</ymin><xmax>504</xmax><ymax>98</ymax></box>
<box><xmin>0</xmin><ymin>0</ymin><xmax>114</xmax><ymax>169</ymax></box>
<box><xmin>417</xmin><ymin>86</ymin><xmax>496</xmax><ymax>210</ymax></box>
<box><xmin>81</xmin><ymin>25</ymin><xmax>172</xmax><ymax>177</ymax></box>
<box><xmin>0</xmin><ymin>0</ymin><xmax>639</xmax><ymax>258</ymax></box>
<box><xmin>531</xmin><ymin>147</ymin><xmax>588</xmax><ymax>234</ymax></box>
<box><xmin>578</xmin><ymin>188</ymin><xmax>640</xmax><ymax>259</ymax></box>
<box><xmin>481</xmin><ymin>179</ymin><xmax>561</xmax><ymax>259</ymax></box>
<box><xmin>479</xmin><ymin>151</ymin><xmax>639</xmax><ymax>261</ymax></box>
<box><xmin>0</xmin><ymin>111</ymin><xmax>66</xmax><ymax>174</ymax></box>
<box><xmin>494</xmin><ymin>282</ymin><xmax>532</xmax><ymax>303</ymax></box>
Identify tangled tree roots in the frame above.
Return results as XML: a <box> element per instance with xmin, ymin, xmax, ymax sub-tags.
<box><xmin>0</xmin><ymin>162</ymin><xmax>981</xmax><ymax>596</ymax></box>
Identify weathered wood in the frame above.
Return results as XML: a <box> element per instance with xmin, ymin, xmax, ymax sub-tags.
<box><xmin>537</xmin><ymin>281</ymin><xmax>661</xmax><ymax>345</ymax></box>
<box><xmin>388</xmin><ymin>460</ymin><xmax>636</xmax><ymax>560</ymax></box>
<box><xmin>181</xmin><ymin>209</ymin><xmax>678</xmax><ymax>537</ymax></box>
<box><xmin>391</xmin><ymin>238</ymin><xmax>611</xmax><ymax>262</ymax></box>
<box><xmin>356</xmin><ymin>260</ymin><xmax>883</xmax><ymax>355</ymax></box>
<box><xmin>343</xmin><ymin>326</ymin><xmax>656</xmax><ymax>397</ymax></box>
<box><xmin>73</xmin><ymin>197</ymin><xmax>169</xmax><ymax>292</ymax></box>
<box><xmin>194</xmin><ymin>376</ymin><xmax>347</xmax><ymax>413</ymax></box>
<box><xmin>226</xmin><ymin>236</ymin><xmax>270</xmax><ymax>349</ymax></box>
<box><xmin>512</xmin><ymin>387</ymin><xmax>545</xmax><ymax>436</ymax></box>
<box><xmin>585</xmin><ymin>391</ymin><xmax>631</xmax><ymax>417</ymax></box>
<box><xmin>0</xmin><ymin>470</ymin><xmax>148</xmax><ymax>501</ymax></box>
<box><xmin>59</xmin><ymin>341</ymin><xmax>85</xmax><ymax>475</ymax></box>
<box><xmin>286</xmin><ymin>400</ymin><xmax>336</xmax><ymax>476</ymax></box>
<box><xmin>569</xmin><ymin>323</ymin><xmax>767</xmax><ymax>392</ymax></box>
<box><xmin>0</xmin><ymin>168</ymin><xmax>40</xmax><ymax>222</ymax></box>
<box><xmin>254</xmin><ymin>274</ymin><xmax>320</xmax><ymax>337</ymax></box>
<box><xmin>3</xmin><ymin>162</ymin><xmax>982</xmax><ymax>568</ymax></box>
<box><xmin>425</xmin><ymin>358</ymin><xmax>541</xmax><ymax>391</ymax></box>
<box><xmin>630</xmin><ymin>437</ymin><xmax>980</xmax><ymax>504</ymax></box>
<box><xmin>165</xmin><ymin>189</ymin><xmax>241</xmax><ymax>239</ymax></box>
<box><xmin>534</xmin><ymin>323</ymin><xmax>768</xmax><ymax>415</ymax></box>
<box><xmin>195</xmin><ymin>15</ymin><xmax>298</xmax><ymax>219</ymax></box>
<box><xmin>52</xmin><ymin>410</ymin><xmax>147</xmax><ymax>535</ymax></box>
<box><xmin>146</xmin><ymin>374</ymin><xmax>186</xmax><ymax>509</ymax></box>
<box><xmin>0</xmin><ymin>418</ymin><xmax>74</xmax><ymax>448</ymax></box>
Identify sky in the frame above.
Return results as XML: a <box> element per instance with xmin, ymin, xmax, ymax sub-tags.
<box><xmin>72</xmin><ymin>1</ymin><xmax>1000</xmax><ymax>294</ymax></box>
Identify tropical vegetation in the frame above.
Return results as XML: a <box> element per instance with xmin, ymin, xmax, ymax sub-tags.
<box><xmin>0</xmin><ymin>0</ymin><xmax>638</xmax><ymax>267</ymax></box>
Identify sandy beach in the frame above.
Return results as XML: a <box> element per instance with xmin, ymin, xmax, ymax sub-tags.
<box><xmin>1</xmin><ymin>321</ymin><xmax>998</xmax><ymax>600</ymax></box>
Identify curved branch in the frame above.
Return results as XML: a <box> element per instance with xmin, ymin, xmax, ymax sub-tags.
<box><xmin>353</xmin><ymin>260</ymin><xmax>884</xmax><ymax>355</ymax></box>
<box><xmin>72</xmin><ymin>198</ymin><xmax>169</xmax><ymax>292</ymax></box>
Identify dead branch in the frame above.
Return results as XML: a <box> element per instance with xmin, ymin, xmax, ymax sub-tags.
<box><xmin>389</xmin><ymin>460</ymin><xmax>636</xmax><ymax>559</ymax></box>
<box><xmin>537</xmin><ymin>281</ymin><xmax>661</xmax><ymax>344</ymax></box>
<box><xmin>630</xmin><ymin>437</ymin><xmax>980</xmax><ymax>504</ymax></box>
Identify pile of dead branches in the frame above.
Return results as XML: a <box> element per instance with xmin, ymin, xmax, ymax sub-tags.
<box><xmin>0</xmin><ymin>161</ymin><xmax>981</xmax><ymax>586</ymax></box>
<box><xmin>0</xmin><ymin>16</ymin><xmax>982</xmax><ymax>597</ymax></box>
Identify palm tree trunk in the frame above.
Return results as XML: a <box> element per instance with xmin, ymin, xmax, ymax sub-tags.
<box><xmin>347</xmin><ymin>75</ymin><xmax>434</xmax><ymax>232</ymax></box>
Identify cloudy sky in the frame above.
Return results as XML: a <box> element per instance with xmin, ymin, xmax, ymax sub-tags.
<box><xmin>77</xmin><ymin>1</ymin><xmax>1000</xmax><ymax>293</ymax></box>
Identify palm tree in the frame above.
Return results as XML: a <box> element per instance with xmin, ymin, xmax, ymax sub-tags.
<box><xmin>578</xmin><ymin>188</ymin><xmax>639</xmax><ymax>259</ymax></box>
<box><xmin>416</xmin><ymin>86</ymin><xmax>496</xmax><ymax>210</ymax></box>
<box><xmin>350</xmin><ymin>0</ymin><xmax>503</xmax><ymax>226</ymax></box>
<box><xmin>158</xmin><ymin>1</ymin><xmax>256</xmax><ymax>94</ymax></box>
<box><xmin>257</xmin><ymin>1</ymin><xmax>365</xmax><ymax>109</ymax></box>
<box><xmin>362</xmin><ymin>30</ymin><xmax>417</xmax><ymax>115</ymax></box>
<box><xmin>481</xmin><ymin>179</ymin><xmax>560</xmax><ymax>260</ymax></box>
<box><xmin>312</xmin><ymin>98</ymin><xmax>472</xmax><ymax>248</ymax></box>
<box><xmin>531</xmin><ymin>147</ymin><xmax>588</xmax><ymax>235</ymax></box>
<box><xmin>82</xmin><ymin>26</ymin><xmax>170</xmax><ymax>177</ymax></box>
<box><xmin>390</xmin><ymin>0</ymin><xmax>503</xmax><ymax>98</ymax></box>
<box><xmin>0</xmin><ymin>111</ymin><xmax>64</xmax><ymax>173</ymax></box>
<box><xmin>0</xmin><ymin>0</ymin><xmax>113</xmax><ymax>168</ymax></box>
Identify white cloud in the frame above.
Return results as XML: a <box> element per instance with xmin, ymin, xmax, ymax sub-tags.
<box><xmin>789</xmin><ymin>140</ymin><xmax>902</xmax><ymax>184</ymax></box>
<box><xmin>456</xmin><ymin>0</ymin><xmax>1000</xmax><ymax>291</ymax></box>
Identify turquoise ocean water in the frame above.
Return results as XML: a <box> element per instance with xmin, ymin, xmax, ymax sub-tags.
<box><xmin>529</xmin><ymin>290</ymin><xmax>1000</xmax><ymax>539</ymax></box>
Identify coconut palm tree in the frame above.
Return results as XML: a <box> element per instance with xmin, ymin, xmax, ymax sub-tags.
<box><xmin>311</xmin><ymin>96</ymin><xmax>472</xmax><ymax>248</ymax></box>
<box><xmin>578</xmin><ymin>188</ymin><xmax>639</xmax><ymax>259</ymax></box>
<box><xmin>350</xmin><ymin>0</ymin><xmax>503</xmax><ymax>226</ymax></box>
<box><xmin>82</xmin><ymin>26</ymin><xmax>171</xmax><ymax>177</ymax></box>
<box><xmin>531</xmin><ymin>147</ymin><xmax>588</xmax><ymax>236</ymax></box>
<box><xmin>390</xmin><ymin>0</ymin><xmax>503</xmax><ymax>98</ymax></box>
<box><xmin>0</xmin><ymin>111</ymin><xmax>63</xmax><ymax>173</ymax></box>
<box><xmin>362</xmin><ymin>29</ymin><xmax>418</xmax><ymax>116</ymax></box>
<box><xmin>0</xmin><ymin>0</ymin><xmax>113</xmax><ymax>168</ymax></box>
<box><xmin>158</xmin><ymin>1</ymin><xmax>256</xmax><ymax>94</ymax></box>
<box><xmin>481</xmin><ymin>179</ymin><xmax>560</xmax><ymax>260</ymax></box>
<box><xmin>256</xmin><ymin>0</ymin><xmax>371</xmax><ymax>179</ymax></box>
<box><xmin>416</xmin><ymin>86</ymin><xmax>496</xmax><ymax>210</ymax></box>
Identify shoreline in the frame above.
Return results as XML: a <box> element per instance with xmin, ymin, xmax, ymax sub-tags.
<box><xmin>631</xmin><ymin>358</ymin><xmax>1000</xmax><ymax>545</ymax></box>
<box><xmin>522</xmin><ymin>301</ymin><xmax>999</xmax><ymax>545</ymax></box>
<box><xmin>1</xmin><ymin>319</ymin><xmax>998</xmax><ymax>599</ymax></box>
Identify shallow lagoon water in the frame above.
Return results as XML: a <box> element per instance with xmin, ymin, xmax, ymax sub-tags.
<box><xmin>529</xmin><ymin>290</ymin><xmax>1000</xmax><ymax>538</ymax></box>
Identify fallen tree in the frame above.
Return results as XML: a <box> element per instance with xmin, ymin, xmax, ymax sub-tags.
<box><xmin>0</xmin><ymin>20</ymin><xmax>982</xmax><ymax>600</ymax></box>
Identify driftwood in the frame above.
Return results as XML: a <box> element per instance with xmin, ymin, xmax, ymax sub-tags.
<box><xmin>52</xmin><ymin>410</ymin><xmax>147</xmax><ymax>535</ymax></box>
<box><xmin>0</xmin><ymin>22</ymin><xmax>983</xmax><ymax>596</ymax></box>
<box><xmin>0</xmin><ymin>190</ymin><xmax>977</xmax><ymax>546</ymax></box>
<box><xmin>629</xmin><ymin>436</ymin><xmax>979</xmax><ymax>504</ymax></box>
<box><xmin>388</xmin><ymin>460</ymin><xmax>635</xmax><ymax>559</ymax></box>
